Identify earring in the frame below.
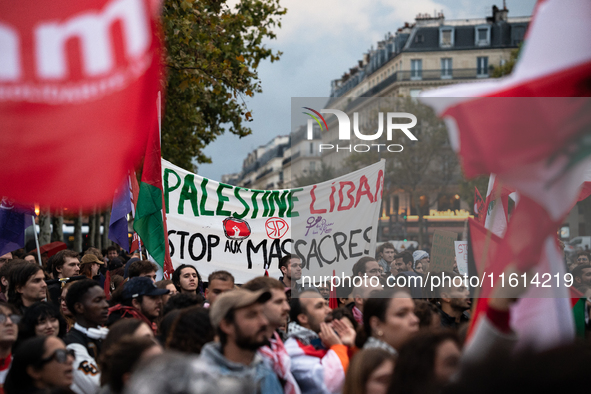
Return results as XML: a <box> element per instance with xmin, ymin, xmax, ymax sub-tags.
<box><xmin>377</xmin><ymin>330</ymin><xmax>383</xmax><ymax>337</ymax></box>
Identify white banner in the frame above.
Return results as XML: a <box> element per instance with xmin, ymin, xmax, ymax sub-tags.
<box><xmin>454</xmin><ymin>240</ymin><xmax>468</xmax><ymax>275</ymax></box>
<box><xmin>162</xmin><ymin>159</ymin><xmax>385</xmax><ymax>283</ymax></box>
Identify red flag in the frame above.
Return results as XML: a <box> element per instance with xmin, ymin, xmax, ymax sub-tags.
<box><xmin>104</xmin><ymin>270</ymin><xmax>111</xmax><ymax>301</ymax></box>
<box><xmin>465</xmin><ymin>218</ymin><xmax>503</xmax><ymax>341</ymax></box>
<box><xmin>329</xmin><ymin>270</ymin><xmax>338</xmax><ymax>309</ymax></box>
<box><xmin>0</xmin><ymin>0</ymin><xmax>162</xmax><ymax>208</ymax></box>
<box><xmin>130</xmin><ymin>232</ymin><xmax>140</xmax><ymax>253</ymax></box>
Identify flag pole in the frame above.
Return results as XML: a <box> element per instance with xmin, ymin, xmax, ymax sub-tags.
<box><xmin>31</xmin><ymin>216</ymin><xmax>42</xmax><ymax>267</ymax></box>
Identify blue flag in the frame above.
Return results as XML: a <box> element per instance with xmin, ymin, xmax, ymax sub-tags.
<box><xmin>109</xmin><ymin>175</ymin><xmax>132</xmax><ymax>252</ymax></box>
<box><xmin>0</xmin><ymin>197</ymin><xmax>35</xmax><ymax>255</ymax></box>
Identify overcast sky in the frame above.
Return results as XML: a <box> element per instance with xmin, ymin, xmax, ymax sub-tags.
<box><xmin>196</xmin><ymin>0</ymin><xmax>537</xmax><ymax>181</ymax></box>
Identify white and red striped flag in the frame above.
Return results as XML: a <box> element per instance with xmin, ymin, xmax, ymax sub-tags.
<box><xmin>421</xmin><ymin>0</ymin><xmax>591</xmax><ymax>350</ymax></box>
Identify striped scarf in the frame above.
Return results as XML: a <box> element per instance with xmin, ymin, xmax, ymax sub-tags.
<box><xmin>258</xmin><ymin>332</ymin><xmax>301</xmax><ymax>394</ymax></box>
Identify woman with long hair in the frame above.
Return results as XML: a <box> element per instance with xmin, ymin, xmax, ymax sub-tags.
<box><xmin>388</xmin><ymin>331</ymin><xmax>462</xmax><ymax>394</ymax></box>
<box><xmin>4</xmin><ymin>336</ymin><xmax>75</xmax><ymax>394</ymax></box>
<box><xmin>171</xmin><ymin>265</ymin><xmax>203</xmax><ymax>296</ymax></box>
<box><xmin>355</xmin><ymin>289</ymin><xmax>419</xmax><ymax>355</ymax></box>
<box><xmin>15</xmin><ymin>302</ymin><xmax>67</xmax><ymax>349</ymax></box>
<box><xmin>343</xmin><ymin>348</ymin><xmax>395</xmax><ymax>394</ymax></box>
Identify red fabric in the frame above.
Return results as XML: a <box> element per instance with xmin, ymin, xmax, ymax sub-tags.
<box><xmin>352</xmin><ymin>306</ymin><xmax>363</xmax><ymax>325</ymax></box>
<box><xmin>161</xmin><ymin>188</ymin><xmax>174</xmax><ymax>278</ymax></box>
<box><xmin>108</xmin><ymin>304</ymin><xmax>157</xmax><ymax>334</ymax></box>
<box><xmin>474</xmin><ymin>187</ymin><xmax>485</xmax><ymax>225</ymax></box>
<box><xmin>466</xmin><ymin>219</ymin><xmax>504</xmax><ymax>341</ymax></box>
<box><xmin>0</xmin><ymin>354</ymin><xmax>11</xmax><ymax>371</ymax></box>
<box><xmin>140</xmin><ymin>101</ymin><xmax>174</xmax><ymax>278</ymax></box>
<box><xmin>296</xmin><ymin>340</ymin><xmax>328</xmax><ymax>359</ymax></box>
<box><xmin>329</xmin><ymin>269</ymin><xmax>338</xmax><ymax>309</ymax></box>
<box><xmin>443</xmin><ymin>97</ymin><xmax>591</xmax><ymax>179</ymax></box>
<box><xmin>0</xmin><ymin>0</ymin><xmax>162</xmax><ymax>208</ymax></box>
<box><xmin>104</xmin><ymin>270</ymin><xmax>111</xmax><ymax>301</ymax></box>
<box><xmin>578</xmin><ymin>182</ymin><xmax>591</xmax><ymax>202</ymax></box>
<box><xmin>258</xmin><ymin>332</ymin><xmax>299</xmax><ymax>394</ymax></box>
<box><xmin>486</xmin><ymin>305</ymin><xmax>511</xmax><ymax>334</ymax></box>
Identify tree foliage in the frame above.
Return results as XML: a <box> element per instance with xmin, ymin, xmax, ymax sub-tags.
<box><xmin>294</xmin><ymin>162</ymin><xmax>335</xmax><ymax>187</ymax></box>
<box><xmin>491</xmin><ymin>46</ymin><xmax>520</xmax><ymax>78</ymax></box>
<box><xmin>161</xmin><ymin>0</ymin><xmax>286</xmax><ymax>171</ymax></box>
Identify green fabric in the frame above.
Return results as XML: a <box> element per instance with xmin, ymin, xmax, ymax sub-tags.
<box><xmin>133</xmin><ymin>182</ymin><xmax>165</xmax><ymax>266</ymax></box>
<box><xmin>573</xmin><ymin>298</ymin><xmax>586</xmax><ymax>339</ymax></box>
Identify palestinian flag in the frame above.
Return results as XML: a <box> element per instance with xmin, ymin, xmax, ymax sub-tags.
<box><xmin>133</xmin><ymin>96</ymin><xmax>174</xmax><ymax>277</ymax></box>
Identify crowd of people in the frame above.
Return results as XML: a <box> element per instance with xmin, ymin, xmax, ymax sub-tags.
<box><xmin>0</xmin><ymin>242</ymin><xmax>588</xmax><ymax>394</ymax></box>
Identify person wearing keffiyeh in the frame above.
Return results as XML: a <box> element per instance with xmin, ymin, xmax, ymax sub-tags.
<box><xmin>242</xmin><ymin>276</ymin><xmax>301</xmax><ymax>394</ymax></box>
<box><xmin>285</xmin><ymin>290</ymin><xmax>355</xmax><ymax>394</ymax></box>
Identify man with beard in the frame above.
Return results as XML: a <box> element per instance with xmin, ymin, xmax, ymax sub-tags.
<box><xmin>64</xmin><ymin>279</ymin><xmax>109</xmax><ymax>394</ymax></box>
<box><xmin>436</xmin><ymin>272</ymin><xmax>471</xmax><ymax>329</ymax></box>
<box><xmin>243</xmin><ymin>276</ymin><xmax>300</xmax><ymax>394</ymax></box>
<box><xmin>279</xmin><ymin>254</ymin><xmax>302</xmax><ymax>295</ymax></box>
<box><xmin>285</xmin><ymin>290</ymin><xmax>355</xmax><ymax>394</ymax></box>
<box><xmin>376</xmin><ymin>242</ymin><xmax>396</xmax><ymax>275</ymax></box>
<box><xmin>199</xmin><ymin>288</ymin><xmax>283</xmax><ymax>394</ymax></box>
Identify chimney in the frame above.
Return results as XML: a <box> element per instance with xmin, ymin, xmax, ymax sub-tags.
<box><xmin>493</xmin><ymin>4</ymin><xmax>508</xmax><ymax>22</ymax></box>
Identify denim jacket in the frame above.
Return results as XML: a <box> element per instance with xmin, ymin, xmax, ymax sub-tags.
<box><xmin>198</xmin><ymin>342</ymin><xmax>284</xmax><ymax>394</ymax></box>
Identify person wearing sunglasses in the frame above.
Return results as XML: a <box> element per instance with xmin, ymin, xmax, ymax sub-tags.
<box><xmin>0</xmin><ymin>302</ymin><xmax>20</xmax><ymax>391</ymax></box>
<box><xmin>4</xmin><ymin>336</ymin><xmax>74</xmax><ymax>394</ymax></box>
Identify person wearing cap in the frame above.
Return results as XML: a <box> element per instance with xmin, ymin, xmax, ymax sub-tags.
<box><xmin>412</xmin><ymin>250</ymin><xmax>430</xmax><ymax>272</ymax></box>
<box><xmin>79</xmin><ymin>254</ymin><xmax>105</xmax><ymax>288</ymax></box>
<box><xmin>242</xmin><ymin>276</ymin><xmax>300</xmax><ymax>394</ymax></box>
<box><xmin>285</xmin><ymin>290</ymin><xmax>355</xmax><ymax>394</ymax></box>
<box><xmin>106</xmin><ymin>277</ymin><xmax>169</xmax><ymax>335</ymax></box>
<box><xmin>197</xmin><ymin>288</ymin><xmax>284</xmax><ymax>394</ymax></box>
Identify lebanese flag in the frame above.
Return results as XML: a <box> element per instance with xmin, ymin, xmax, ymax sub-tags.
<box><xmin>421</xmin><ymin>0</ymin><xmax>591</xmax><ymax>350</ymax></box>
<box><xmin>482</xmin><ymin>175</ymin><xmax>515</xmax><ymax>237</ymax></box>
<box><xmin>133</xmin><ymin>94</ymin><xmax>174</xmax><ymax>277</ymax></box>
<box><xmin>0</xmin><ymin>0</ymin><xmax>162</xmax><ymax>209</ymax></box>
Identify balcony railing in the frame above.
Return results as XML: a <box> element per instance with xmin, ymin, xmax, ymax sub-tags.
<box><xmin>333</xmin><ymin>68</ymin><xmax>491</xmax><ymax>98</ymax></box>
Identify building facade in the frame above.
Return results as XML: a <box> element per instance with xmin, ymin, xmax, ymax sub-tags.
<box><xmin>223</xmin><ymin>5</ymin><xmax>533</xmax><ymax>243</ymax></box>
<box><xmin>321</xmin><ymin>6</ymin><xmax>530</xmax><ymax>242</ymax></box>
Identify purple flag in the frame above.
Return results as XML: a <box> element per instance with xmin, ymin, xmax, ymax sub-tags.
<box><xmin>109</xmin><ymin>175</ymin><xmax>132</xmax><ymax>252</ymax></box>
<box><xmin>0</xmin><ymin>197</ymin><xmax>35</xmax><ymax>255</ymax></box>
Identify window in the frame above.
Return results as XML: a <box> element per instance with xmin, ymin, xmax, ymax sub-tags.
<box><xmin>477</xmin><ymin>56</ymin><xmax>489</xmax><ymax>77</ymax></box>
<box><xmin>439</xmin><ymin>27</ymin><xmax>455</xmax><ymax>47</ymax></box>
<box><xmin>477</xmin><ymin>28</ymin><xmax>487</xmax><ymax>41</ymax></box>
<box><xmin>410</xmin><ymin>59</ymin><xmax>422</xmax><ymax>80</ymax></box>
<box><xmin>410</xmin><ymin>195</ymin><xmax>429</xmax><ymax>216</ymax></box>
<box><xmin>309</xmin><ymin>142</ymin><xmax>313</xmax><ymax>154</ymax></box>
<box><xmin>415</xmin><ymin>34</ymin><xmax>424</xmax><ymax>43</ymax></box>
<box><xmin>437</xmin><ymin>194</ymin><xmax>461</xmax><ymax>212</ymax></box>
<box><xmin>474</xmin><ymin>25</ymin><xmax>491</xmax><ymax>46</ymax></box>
<box><xmin>512</xmin><ymin>26</ymin><xmax>525</xmax><ymax>45</ymax></box>
<box><xmin>441</xmin><ymin>58</ymin><xmax>452</xmax><ymax>79</ymax></box>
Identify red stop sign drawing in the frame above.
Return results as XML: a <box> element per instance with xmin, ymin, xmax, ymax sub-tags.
<box><xmin>265</xmin><ymin>217</ymin><xmax>289</xmax><ymax>239</ymax></box>
<box><xmin>223</xmin><ymin>218</ymin><xmax>251</xmax><ymax>240</ymax></box>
